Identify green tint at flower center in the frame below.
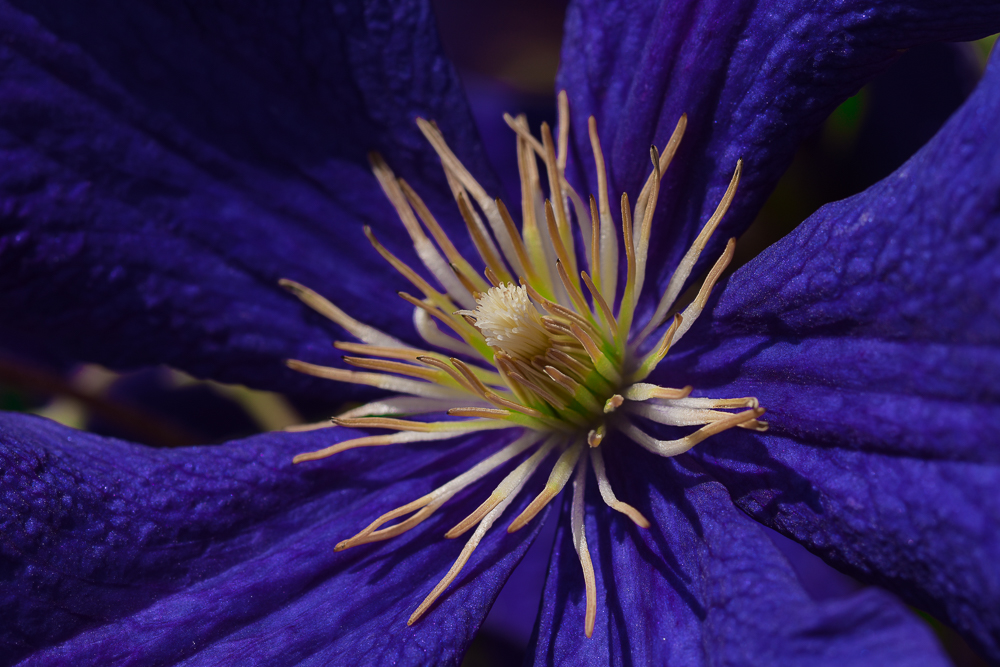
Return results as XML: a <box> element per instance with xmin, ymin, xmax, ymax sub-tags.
<box><xmin>283</xmin><ymin>92</ymin><xmax>766</xmax><ymax>637</ymax></box>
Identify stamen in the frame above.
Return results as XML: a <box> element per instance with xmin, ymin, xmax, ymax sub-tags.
<box><xmin>335</xmin><ymin>396</ymin><xmax>476</xmax><ymax>420</ymax></box>
<box><xmin>630</xmin><ymin>146</ymin><xmax>661</xmax><ymax>307</ymax></box>
<box><xmin>363</xmin><ymin>226</ymin><xmax>452</xmax><ymax>309</ymax></box>
<box><xmin>508</xmin><ymin>442</ymin><xmax>583</xmax><ymax>532</ymax></box>
<box><xmin>280</xmin><ymin>279</ymin><xmax>408</xmax><ymax>348</ymax></box>
<box><xmin>622</xmin><ymin>384</ymin><xmax>693</xmax><ymax>401</ymax></box>
<box><xmin>284</xmin><ymin>420</ymin><xmax>336</xmax><ymax>433</ymax></box>
<box><xmin>570</xmin><ymin>453</ymin><xmax>597</xmax><ymax>638</ymax></box>
<box><xmin>555</xmin><ymin>261</ymin><xmax>591</xmax><ymax>318</ymax></box>
<box><xmin>399</xmin><ymin>179</ymin><xmax>490</xmax><ymax>295</ymax></box>
<box><xmin>673</xmin><ymin>237</ymin><xmax>736</xmax><ymax>344</ymax></box>
<box><xmin>448</xmin><ymin>407</ymin><xmax>512</xmax><ymax>419</ymax></box>
<box><xmin>568</xmin><ymin>323</ymin><xmax>621</xmax><ymax>386</ymax></box>
<box><xmin>341</xmin><ymin>356</ymin><xmax>455</xmax><ymax>385</ymax></box>
<box><xmin>369</xmin><ymin>153</ymin><xmax>474</xmax><ymax>308</ymax></box>
<box><xmin>521</xmin><ymin>281</ymin><xmax>595</xmax><ymax>334</ymax></box>
<box><xmin>333</xmin><ymin>341</ymin><xmax>423</xmax><ymax>361</ymax></box>
<box><xmin>618</xmin><ymin>193</ymin><xmax>638</xmax><ymax>338</ymax></box>
<box><xmin>396</xmin><ymin>292</ymin><xmax>491</xmax><ymax>358</ymax></box>
<box><xmin>627</xmin><ymin>402</ymin><xmax>766</xmax><ymax>429</ymax></box>
<box><xmin>587</xmin><ymin>116</ymin><xmax>618</xmax><ymax>302</ymax></box>
<box><xmin>293</xmin><ymin>429</ymin><xmax>471</xmax><ymax>463</ymax></box>
<box><xmin>483</xmin><ymin>266</ymin><xmax>503</xmax><ymax>288</ymax></box>
<box><xmin>409</xmin><ymin>486</ymin><xmax>517</xmax><ymax>625</ymax></box>
<box><xmin>590</xmin><ymin>447</ymin><xmax>650</xmax><ymax>528</ymax></box>
<box><xmin>512</xmin><ymin>115</ymin><xmax>556</xmax><ymax>298</ymax></box>
<box><xmin>332</xmin><ymin>416</ymin><xmax>516</xmax><ymax>433</ymax></box>
<box><xmin>286</xmin><ymin>359</ymin><xmax>466</xmax><ymax>399</ymax></box>
<box><xmin>456</xmin><ymin>193</ymin><xmax>513</xmax><ymax>284</ymax></box>
<box><xmin>409</xmin><ymin>508</ymin><xmax>503</xmax><ymax>625</ymax></box>
<box><xmin>636</xmin><ymin>160</ymin><xmax>742</xmax><ymax>345</ymax></box>
<box><xmin>540</xmin><ymin>125</ymin><xmax>575</xmax><ymax>274</ymax></box>
<box><xmin>412</xmin><ymin>357</ymin><xmax>484</xmax><ymax>398</ymax></box>
<box><xmin>337</xmin><ymin>431</ymin><xmax>543</xmax><ymax>550</ymax></box>
<box><xmin>621</xmin><ymin>408</ymin><xmax>765</xmax><ymax>457</ymax></box>
<box><xmin>445</xmin><ymin>437</ymin><xmax>558</xmax><ymax>538</ymax></box>
<box><xmin>632</xmin><ymin>114</ymin><xmax>687</xmax><ymax>234</ymax></box>
<box><xmin>545</xmin><ymin>349</ymin><xmax>597</xmax><ymax>386</ymax></box>
<box><xmin>543</xmin><ymin>366</ymin><xmax>603</xmax><ymax>414</ymax></box>
<box><xmin>556</xmin><ymin>90</ymin><xmax>570</xmax><ymax>173</ymax></box>
<box><xmin>416</xmin><ymin>118</ymin><xmax>524</xmax><ymax>276</ymax></box>
<box><xmin>668</xmin><ymin>396</ymin><xmax>759</xmax><ymax>409</ymax></box>
<box><xmin>412</xmin><ymin>308</ymin><xmax>480</xmax><ymax>358</ymax></box>
<box><xmin>588</xmin><ymin>197</ymin><xmax>602</xmax><ymax>296</ymax></box>
<box><xmin>629</xmin><ymin>314</ymin><xmax>683</xmax><ymax>383</ymax></box>
<box><xmin>496</xmin><ymin>198</ymin><xmax>538</xmax><ymax>283</ymax></box>
<box><xmin>449</xmin><ymin>265</ymin><xmax>486</xmax><ymax>301</ymax></box>
<box><xmin>509</xmin><ymin>371</ymin><xmax>573</xmax><ymax>414</ymax></box>
<box><xmin>581</xmin><ymin>270</ymin><xmax>619</xmax><ymax>339</ymax></box>
<box><xmin>544</xmin><ymin>200</ymin><xmax>578</xmax><ymax>286</ymax></box>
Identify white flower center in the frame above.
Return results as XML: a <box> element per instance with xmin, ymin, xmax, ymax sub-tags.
<box><xmin>466</xmin><ymin>284</ymin><xmax>549</xmax><ymax>361</ymax></box>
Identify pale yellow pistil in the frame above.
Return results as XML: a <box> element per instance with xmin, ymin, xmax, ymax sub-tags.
<box><xmin>283</xmin><ymin>91</ymin><xmax>766</xmax><ymax>638</ymax></box>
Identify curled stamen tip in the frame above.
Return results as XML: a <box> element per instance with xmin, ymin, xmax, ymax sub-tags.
<box><xmin>603</xmin><ymin>395</ymin><xmax>624</xmax><ymax>414</ymax></box>
<box><xmin>333</xmin><ymin>541</ymin><xmax>350</xmax><ymax>552</ymax></box>
<box><xmin>587</xmin><ymin>429</ymin><xmax>604</xmax><ymax>448</ymax></box>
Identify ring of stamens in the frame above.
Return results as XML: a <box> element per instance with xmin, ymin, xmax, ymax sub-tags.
<box><xmin>284</xmin><ymin>90</ymin><xmax>766</xmax><ymax>638</ymax></box>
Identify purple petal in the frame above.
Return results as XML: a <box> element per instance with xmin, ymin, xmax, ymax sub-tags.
<box><xmin>665</xmin><ymin>43</ymin><xmax>1000</xmax><ymax>661</ymax></box>
<box><xmin>1</xmin><ymin>413</ymin><xmax>547</xmax><ymax>665</ymax></box>
<box><xmin>557</xmin><ymin>0</ymin><xmax>1000</xmax><ymax>303</ymax></box>
<box><xmin>529</xmin><ymin>443</ymin><xmax>948</xmax><ymax>666</ymax></box>
<box><xmin>0</xmin><ymin>1</ymin><xmax>490</xmax><ymax>398</ymax></box>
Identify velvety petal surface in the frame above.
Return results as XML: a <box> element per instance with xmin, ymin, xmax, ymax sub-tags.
<box><xmin>662</xmin><ymin>43</ymin><xmax>1000</xmax><ymax>662</ymax></box>
<box><xmin>0</xmin><ymin>413</ymin><xmax>548</xmax><ymax>666</ymax></box>
<box><xmin>528</xmin><ymin>442</ymin><xmax>948</xmax><ymax>666</ymax></box>
<box><xmin>0</xmin><ymin>0</ymin><xmax>493</xmax><ymax>399</ymax></box>
<box><xmin>557</xmin><ymin>0</ymin><xmax>1000</xmax><ymax>304</ymax></box>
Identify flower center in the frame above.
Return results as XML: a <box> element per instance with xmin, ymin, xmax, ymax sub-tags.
<box><xmin>463</xmin><ymin>284</ymin><xmax>550</xmax><ymax>361</ymax></box>
<box><xmin>282</xmin><ymin>91</ymin><xmax>766</xmax><ymax>638</ymax></box>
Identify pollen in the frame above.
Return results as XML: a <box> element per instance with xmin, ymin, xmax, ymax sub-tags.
<box><xmin>282</xmin><ymin>90</ymin><xmax>766</xmax><ymax>639</ymax></box>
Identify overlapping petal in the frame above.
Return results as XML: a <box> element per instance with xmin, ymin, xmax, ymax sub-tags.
<box><xmin>558</xmin><ymin>0</ymin><xmax>1000</xmax><ymax>303</ymax></box>
<box><xmin>0</xmin><ymin>413</ymin><xmax>547</xmax><ymax>666</ymax></box>
<box><xmin>529</xmin><ymin>443</ymin><xmax>948</xmax><ymax>666</ymax></box>
<box><xmin>664</xmin><ymin>42</ymin><xmax>1000</xmax><ymax>661</ymax></box>
<box><xmin>0</xmin><ymin>0</ymin><xmax>491</xmax><ymax>399</ymax></box>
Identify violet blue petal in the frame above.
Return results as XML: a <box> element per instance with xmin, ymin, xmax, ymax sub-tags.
<box><xmin>557</xmin><ymin>0</ymin><xmax>1000</xmax><ymax>304</ymax></box>
<box><xmin>0</xmin><ymin>413</ymin><xmax>547</xmax><ymax>666</ymax></box>
<box><xmin>663</xmin><ymin>42</ymin><xmax>1000</xmax><ymax>662</ymax></box>
<box><xmin>529</xmin><ymin>443</ymin><xmax>948</xmax><ymax>666</ymax></box>
<box><xmin>0</xmin><ymin>0</ymin><xmax>491</xmax><ymax>399</ymax></box>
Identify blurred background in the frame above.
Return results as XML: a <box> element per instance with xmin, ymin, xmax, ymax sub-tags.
<box><xmin>0</xmin><ymin>1</ymin><xmax>995</xmax><ymax>664</ymax></box>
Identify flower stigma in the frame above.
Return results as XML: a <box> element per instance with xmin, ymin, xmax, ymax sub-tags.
<box><xmin>283</xmin><ymin>91</ymin><xmax>767</xmax><ymax>638</ymax></box>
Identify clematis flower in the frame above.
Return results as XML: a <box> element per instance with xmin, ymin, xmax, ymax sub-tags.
<box><xmin>1</xmin><ymin>1</ymin><xmax>999</xmax><ymax>665</ymax></box>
